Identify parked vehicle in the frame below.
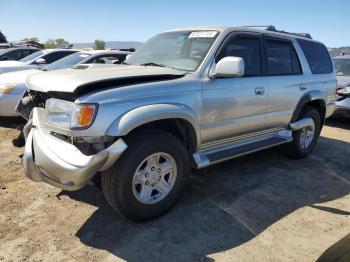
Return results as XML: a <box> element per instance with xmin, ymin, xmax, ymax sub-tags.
<box><xmin>0</xmin><ymin>50</ymin><xmax>130</xmax><ymax>117</ymax></box>
<box><xmin>21</xmin><ymin>26</ymin><xmax>336</xmax><ymax>221</ymax></box>
<box><xmin>0</xmin><ymin>47</ymin><xmax>39</xmax><ymax>61</ymax></box>
<box><xmin>0</xmin><ymin>49</ymin><xmax>78</xmax><ymax>74</ymax></box>
<box><xmin>333</xmin><ymin>54</ymin><xmax>350</xmax><ymax>117</ymax></box>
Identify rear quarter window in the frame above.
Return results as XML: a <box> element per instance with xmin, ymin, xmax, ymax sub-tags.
<box><xmin>297</xmin><ymin>39</ymin><xmax>333</xmax><ymax>74</ymax></box>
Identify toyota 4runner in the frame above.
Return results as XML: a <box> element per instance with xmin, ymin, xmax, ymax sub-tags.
<box><xmin>20</xmin><ymin>26</ymin><xmax>336</xmax><ymax>220</ymax></box>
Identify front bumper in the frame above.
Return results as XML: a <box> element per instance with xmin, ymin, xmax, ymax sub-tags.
<box><xmin>23</xmin><ymin>108</ymin><xmax>127</xmax><ymax>191</ymax></box>
<box><xmin>334</xmin><ymin>98</ymin><xmax>350</xmax><ymax>118</ymax></box>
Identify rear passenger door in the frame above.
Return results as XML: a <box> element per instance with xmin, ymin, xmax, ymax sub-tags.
<box><xmin>263</xmin><ymin>36</ymin><xmax>304</xmax><ymax>129</ymax></box>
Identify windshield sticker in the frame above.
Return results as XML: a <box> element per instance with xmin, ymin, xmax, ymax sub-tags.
<box><xmin>188</xmin><ymin>31</ymin><xmax>217</xmax><ymax>38</ymax></box>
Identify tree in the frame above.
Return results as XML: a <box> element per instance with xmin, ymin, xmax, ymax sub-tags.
<box><xmin>21</xmin><ymin>37</ymin><xmax>39</xmax><ymax>43</ymax></box>
<box><xmin>44</xmin><ymin>38</ymin><xmax>68</xmax><ymax>49</ymax></box>
<box><xmin>94</xmin><ymin>39</ymin><xmax>106</xmax><ymax>50</ymax></box>
<box><xmin>0</xmin><ymin>31</ymin><xmax>7</xmax><ymax>43</ymax></box>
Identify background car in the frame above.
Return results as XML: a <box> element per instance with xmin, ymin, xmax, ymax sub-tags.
<box><xmin>0</xmin><ymin>47</ymin><xmax>39</xmax><ymax>61</ymax></box>
<box><xmin>333</xmin><ymin>54</ymin><xmax>350</xmax><ymax>117</ymax></box>
<box><xmin>0</xmin><ymin>49</ymin><xmax>131</xmax><ymax>116</ymax></box>
<box><xmin>0</xmin><ymin>48</ymin><xmax>78</xmax><ymax>74</ymax></box>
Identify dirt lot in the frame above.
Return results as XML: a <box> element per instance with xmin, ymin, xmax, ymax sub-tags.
<box><xmin>0</xmin><ymin>118</ymin><xmax>349</xmax><ymax>262</ymax></box>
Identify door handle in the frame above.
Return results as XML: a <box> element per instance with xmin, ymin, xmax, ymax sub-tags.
<box><xmin>255</xmin><ymin>87</ymin><xmax>265</xmax><ymax>95</ymax></box>
<box><xmin>300</xmin><ymin>84</ymin><xmax>307</xmax><ymax>91</ymax></box>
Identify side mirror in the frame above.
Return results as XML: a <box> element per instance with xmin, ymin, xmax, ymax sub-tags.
<box><xmin>210</xmin><ymin>56</ymin><xmax>244</xmax><ymax>78</ymax></box>
<box><xmin>35</xmin><ymin>58</ymin><xmax>46</xmax><ymax>64</ymax></box>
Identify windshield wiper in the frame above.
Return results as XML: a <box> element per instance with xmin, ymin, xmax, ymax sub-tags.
<box><xmin>140</xmin><ymin>62</ymin><xmax>167</xmax><ymax>67</ymax></box>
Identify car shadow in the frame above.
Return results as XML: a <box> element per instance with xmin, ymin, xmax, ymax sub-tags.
<box><xmin>57</xmin><ymin>135</ymin><xmax>350</xmax><ymax>261</ymax></box>
<box><xmin>0</xmin><ymin>116</ymin><xmax>26</xmax><ymax>128</ymax></box>
<box><xmin>325</xmin><ymin>118</ymin><xmax>350</xmax><ymax>130</ymax></box>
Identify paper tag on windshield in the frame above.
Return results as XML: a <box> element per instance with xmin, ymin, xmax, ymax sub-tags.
<box><xmin>188</xmin><ymin>31</ymin><xmax>217</xmax><ymax>38</ymax></box>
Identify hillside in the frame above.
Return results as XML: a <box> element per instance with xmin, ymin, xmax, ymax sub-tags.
<box><xmin>328</xmin><ymin>47</ymin><xmax>350</xmax><ymax>57</ymax></box>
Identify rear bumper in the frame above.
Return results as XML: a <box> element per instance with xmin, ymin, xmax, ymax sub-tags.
<box><xmin>23</xmin><ymin>108</ymin><xmax>127</xmax><ymax>191</ymax></box>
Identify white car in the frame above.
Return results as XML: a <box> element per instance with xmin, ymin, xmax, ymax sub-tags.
<box><xmin>0</xmin><ymin>49</ymin><xmax>77</xmax><ymax>74</ymax></box>
<box><xmin>0</xmin><ymin>50</ymin><xmax>130</xmax><ymax>116</ymax></box>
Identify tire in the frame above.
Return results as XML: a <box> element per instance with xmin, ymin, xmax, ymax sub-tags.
<box><xmin>284</xmin><ymin>106</ymin><xmax>321</xmax><ymax>159</ymax></box>
<box><xmin>101</xmin><ymin>129</ymin><xmax>190</xmax><ymax>221</ymax></box>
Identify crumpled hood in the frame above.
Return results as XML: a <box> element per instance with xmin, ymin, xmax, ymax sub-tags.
<box><xmin>0</xmin><ymin>61</ymin><xmax>35</xmax><ymax>74</ymax></box>
<box><xmin>337</xmin><ymin>76</ymin><xmax>350</xmax><ymax>87</ymax></box>
<box><xmin>27</xmin><ymin>64</ymin><xmax>185</xmax><ymax>94</ymax></box>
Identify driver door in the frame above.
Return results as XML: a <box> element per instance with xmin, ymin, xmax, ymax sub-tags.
<box><xmin>201</xmin><ymin>33</ymin><xmax>269</xmax><ymax>144</ymax></box>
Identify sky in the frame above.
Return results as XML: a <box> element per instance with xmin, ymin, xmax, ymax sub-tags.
<box><xmin>1</xmin><ymin>0</ymin><xmax>349</xmax><ymax>47</ymax></box>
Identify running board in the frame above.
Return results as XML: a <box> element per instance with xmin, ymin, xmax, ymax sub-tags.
<box><xmin>193</xmin><ymin>135</ymin><xmax>292</xmax><ymax>169</ymax></box>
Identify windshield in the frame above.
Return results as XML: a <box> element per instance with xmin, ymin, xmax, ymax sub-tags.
<box><xmin>334</xmin><ymin>58</ymin><xmax>350</xmax><ymax>76</ymax></box>
<box><xmin>43</xmin><ymin>52</ymin><xmax>91</xmax><ymax>71</ymax></box>
<box><xmin>19</xmin><ymin>50</ymin><xmax>45</xmax><ymax>62</ymax></box>
<box><xmin>126</xmin><ymin>30</ymin><xmax>219</xmax><ymax>71</ymax></box>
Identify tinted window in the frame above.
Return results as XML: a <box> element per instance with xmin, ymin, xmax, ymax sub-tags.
<box><xmin>297</xmin><ymin>39</ymin><xmax>333</xmax><ymax>74</ymax></box>
<box><xmin>20</xmin><ymin>49</ymin><xmax>37</xmax><ymax>59</ymax></box>
<box><xmin>20</xmin><ymin>50</ymin><xmax>45</xmax><ymax>62</ymax></box>
<box><xmin>217</xmin><ymin>37</ymin><xmax>261</xmax><ymax>76</ymax></box>
<box><xmin>3</xmin><ymin>50</ymin><xmax>19</xmax><ymax>60</ymax></box>
<box><xmin>266</xmin><ymin>40</ymin><xmax>302</xmax><ymax>75</ymax></box>
<box><xmin>41</xmin><ymin>51</ymin><xmax>77</xmax><ymax>64</ymax></box>
<box><xmin>43</xmin><ymin>52</ymin><xmax>91</xmax><ymax>71</ymax></box>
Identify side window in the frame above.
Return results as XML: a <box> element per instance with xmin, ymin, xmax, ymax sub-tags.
<box><xmin>265</xmin><ymin>40</ymin><xmax>302</xmax><ymax>75</ymax></box>
<box><xmin>20</xmin><ymin>50</ymin><xmax>35</xmax><ymax>59</ymax></box>
<box><xmin>87</xmin><ymin>54</ymin><xmax>128</xmax><ymax>64</ymax></box>
<box><xmin>88</xmin><ymin>55</ymin><xmax>116</xmax><ymax>64</ymax></box>
<box><xmin>297</xmin><ymin>39</ymin><xmax>333</xmax><ymax>74</ymax></box>
<box><xmin>115</xmin><ymin>54</ymin><xmax>127</xmax><ymax>64</ymax></box>
<box><xmin>42</xmin><ymin>51</ymin><xmax>76</xmax><ymax>64</ymax></box>
<box><xmin>5</xmin><ymin>51</ymin><xmax>20</xmax><ymax>60</ymax></box>
<box><xmin>217</xmin><ymin>37</ymin><xmax>262</xmax><ymax>76</ymax></box>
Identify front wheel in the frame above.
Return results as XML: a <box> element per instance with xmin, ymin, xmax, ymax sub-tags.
<box><xmin>101</xmin><ymin>129</ymin><xmax>190</xmax><ymax>221</ymax></box>
<box><xmin>284</xmin><ymin>106</ymin><xmax>321</xmax><ymax>159</ymax></box>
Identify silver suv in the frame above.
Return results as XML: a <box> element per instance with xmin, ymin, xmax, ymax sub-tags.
<box><xmin>21</xmin><ymin>26</ymin><xmax>336</xmax><ymax>220</ymax></box>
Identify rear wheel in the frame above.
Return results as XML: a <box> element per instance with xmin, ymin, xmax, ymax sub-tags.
<box><xmin>284</xmin><ymin>107</ymin><xmax>321</xmax><ymax>159</ymax></box>
<box><xmin>101</xmin><ymin>129</ymin><xmax>190</xmax><ymax>221</ymax></box>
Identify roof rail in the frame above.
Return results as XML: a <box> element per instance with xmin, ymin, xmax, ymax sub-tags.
<box><xmin>242</xmin><ymin>25</ymin><xmax>312</xmax><ymax>39</ymax></box>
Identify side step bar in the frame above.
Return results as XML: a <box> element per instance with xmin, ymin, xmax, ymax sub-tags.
<box><xmin>193</xmin><ymin>136</ymin><xmax>292</xmax><ymax>169</ymax></box>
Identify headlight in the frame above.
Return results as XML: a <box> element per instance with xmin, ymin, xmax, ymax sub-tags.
<box><xmin>337</xmin><ymin>86</ymin><xmax>350</xmax><ymax>95</ymax></box>
<box><xmin>0</xmin><ymin>83</ymin><xmax>17</xmax><ymax>94</ymax></box>
<box><xmin>45</xmin><ymin>98</ymin><xmax>98</xmax><ymax>130</ymax></box>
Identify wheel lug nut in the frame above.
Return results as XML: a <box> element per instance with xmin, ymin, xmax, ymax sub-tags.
<box><xmin>145</xmin><ymin>181</ymin><xmax>149</xmax><ymax>185</ymax></box>
<box><xmin>151</xmin><ymin>167</ymin><xmax>155</xmax><ymax>171</ymax></box>
<box><xmin>158</xmin><ymin>168</ymin><xmax>161</xmax><ymax>173</ymax></box>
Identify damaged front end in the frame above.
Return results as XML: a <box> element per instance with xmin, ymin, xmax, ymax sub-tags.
<box><xmin>23</xmin><ymin>107</ymin><xmax>127</xmax><ymax>191</ymax></box>
<box><xmin>16</xmin><ymin>90</ymin><xmax>76</xmax><ymax>120</ymax></box>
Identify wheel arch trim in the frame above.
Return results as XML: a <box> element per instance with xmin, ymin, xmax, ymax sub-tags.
<box><xmin>105</xmin><ymin>103</ymin><xmax>201</xmax><ymax>150</ymax></box>
<box><xmin>291</xmin><ymin>90</ymin><xmax>326</xmax><ymax>122</ymax></box>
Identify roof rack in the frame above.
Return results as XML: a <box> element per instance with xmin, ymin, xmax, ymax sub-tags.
<box><xmin>242</xmin><ymin>25</ymin><xmax>312</xmax><ymax>39</ymax></box>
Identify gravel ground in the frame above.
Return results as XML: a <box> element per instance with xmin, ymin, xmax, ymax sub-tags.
<box><xmin>0</xmin><ymin>117</ymin><xmax>349</xmax><ymax>262</ymax></box>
